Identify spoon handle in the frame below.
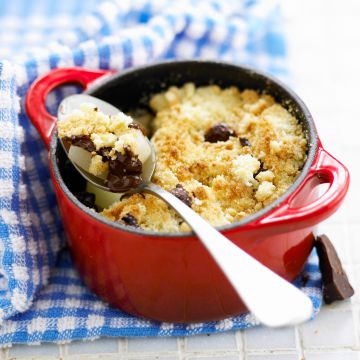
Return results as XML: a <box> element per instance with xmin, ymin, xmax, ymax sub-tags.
<box><xmin>143</xmin><ymin>182</ymin><xmax>313</xmax><ymax>327</ymax></box>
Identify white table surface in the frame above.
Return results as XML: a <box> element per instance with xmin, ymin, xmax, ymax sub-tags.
<box><xmin>2</xmin><ymin>1</ymin><xmax>360</xmax><ymax>359</ymax></box>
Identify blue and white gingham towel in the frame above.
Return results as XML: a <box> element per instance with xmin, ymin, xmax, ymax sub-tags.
<box><xmin>0</xmin><ymin>0</ymin><xmax>322</xmax><ymax>346</ymax></box>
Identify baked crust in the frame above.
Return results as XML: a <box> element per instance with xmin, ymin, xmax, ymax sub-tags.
<box><xmin>102</xmin><ymin>84</ymin><xmax>307</xmax><ymax>232</ymax></box>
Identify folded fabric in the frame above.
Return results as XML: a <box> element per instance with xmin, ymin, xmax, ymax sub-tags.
<box><xmin>0</xmin><ymin>0</ymin><xmax>322</xmax><ymax>346</ymax></box>
<box><xmin>0</xmin><ymin>250</ymin><xmax>321</xmax><ymax>344</ymax></box>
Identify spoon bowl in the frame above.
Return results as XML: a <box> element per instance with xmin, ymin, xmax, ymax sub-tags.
<box><xmin>57</xmin><ymin>94</ymin><xmax>156</xmax><ymax>192</ymax></box>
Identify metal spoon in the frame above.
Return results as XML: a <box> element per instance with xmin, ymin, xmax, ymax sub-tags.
<box><xmin>58</xmin><ymin>94</ymin><xmax>313</xmax><ymax>327</ymax></box>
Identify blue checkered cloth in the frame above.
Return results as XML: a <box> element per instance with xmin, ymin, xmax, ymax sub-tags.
<box><xmin>0</xmin><ymin>0</ymin><xmax>322</xmax><ymax>346</ymax></box>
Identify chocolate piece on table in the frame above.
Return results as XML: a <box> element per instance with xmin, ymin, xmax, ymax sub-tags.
<box><xmin>170</xmin><ymin>184</ymin><xmax>192</xmax><ymax>207</ymax></box>
<box><xmin>315</xmin><ymin>234</ymin><xmax>354</xmax><ymax>304</ymax></box>
<box><xmin>204</xmin><ymin>123</ymin><xmax>234</xmax><ymax>143</ymax></box>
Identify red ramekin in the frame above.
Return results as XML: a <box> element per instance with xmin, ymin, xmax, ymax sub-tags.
<box><xmin>25</xmin><ymin>61</ymin><xmax>349</xmax><ymax>322</ymax></box>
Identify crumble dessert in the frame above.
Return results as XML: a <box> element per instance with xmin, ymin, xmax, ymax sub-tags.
<box><xmin>99</xmin><ymin>83</ymin><xmax>307</xmax><ymax>232</ymax></box>
<box><xmin>58</xmin><ymin>103</ymin><xmax>151</xmax><ymax>192</ymax></box>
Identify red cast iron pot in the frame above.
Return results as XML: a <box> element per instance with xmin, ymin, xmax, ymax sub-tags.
<box><xmin>25</xmin><ymin>61</ymin><xmax>349</xmax><ymax>323</ymax></box>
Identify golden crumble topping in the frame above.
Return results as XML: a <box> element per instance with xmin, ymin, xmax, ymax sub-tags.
<box><xmin>101</xmin><ymin>83</ymin><xmax>307</xmax><ymax>232</ymax></box>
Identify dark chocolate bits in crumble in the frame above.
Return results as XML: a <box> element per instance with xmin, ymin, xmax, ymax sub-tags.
<box><xmin>65</xmin><ymin>135</ymin><xmax>96</xmax><ymax>152</ymax></box>
<box><xmin>96</xmin><ymin>147</ymin><xmax>112</xmax><ymax>161</ymax></box>
<box><xmin>107</xmin><ymin>148</ymin><xmax>143</xmax><ymax>193</ymax></box>
<box><xmin>64</xmin><ymin>135</ymin><xmax>113</xmax><ymax>161</ymax></box>
<box><xmin>170</xmin><ymin>184</ymin><xmax>192</xmax><ymax>207</ymax></box>
<box><xmin>239</xmin><ymin>137</ymin><xmax>251</xmax><ymax>147</ymax></box>
<box><xmin>204</xmin><ymin>123</ymin><xmax>234</xmax><ymax>143</ymax></box>
<box><xmin>64</xmin><ymin>135</ymin><xmax>144</xmax><ymax>192</ymax></box>
<box><xmin>254</xmin><ymin>161</ymin><xmax>265</xmax><ymax>178</ymax></box>
<box><xmin>121</xmin><ymin>213</ymin><xmax>139</xmax><ymax>227</ymax></box>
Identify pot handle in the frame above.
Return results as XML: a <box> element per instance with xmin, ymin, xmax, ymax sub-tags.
<box><xmin>25</xmin><ymin>67</ymin><xmax>114</xmax><ymax>149</ymax></box>
<box><xmin>255</xmin><ymin>147</ymin><xmax>349</xmax><ymax>232</ymax></box>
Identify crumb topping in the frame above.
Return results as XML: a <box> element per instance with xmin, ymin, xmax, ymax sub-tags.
<box><xmin>98</xmin><ymin>84</ymin><xmax>307</xmax><ymax>232</ymax></box>
<box><xmin>58</xmin><ymin>103</ymin><xmax>151</xmax><ymax>192</ymax></box>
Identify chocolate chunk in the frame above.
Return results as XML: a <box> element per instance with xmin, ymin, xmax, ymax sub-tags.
<box><xmin>96</xmin><ymin>147</ymin><xmax>112</xmax><ymax>161</ymax></box>
<box><xmin>107</xmin><ymin>173</ymin><xmax>142</xmax><ymax>192</ymax></box>
<box><xmin>121</xmin><ymin>213</ymin><xmax>139</xmax><ymax>228</ymax></box>
<box><xmin>315</xmin><ymin>234</ymin><xmax>354</xmax><ymax>304</ymax></box>
<box><xmin>170</xmin><ymin>184</ymin><xmax>192</xmax><ymax>207</ymax></box>
<box><xmin>254</xmin><ymin>161</ymin><xmax>265</xmax><ymax>177</ymax></box>
<box><xmin>75</xmin><ymin>191</ymin><xmax>96</xmax><ymax>208</ymax></box>
<box><xmin>239</xmin><ymin>137</ymin><xmax>251</xmax><ymax>147</ymax></box>
<box><xmin>128</xmin><ymin>122</ymin><xmax>146</xmax><ymax>135</ymax></box>
<box><xmin>65</xmin><ymin>135</ymin><xmax>96</xmax><ymax>152</ymax></box>
<box><xmin>204</xmin><ymin>123</ymin><xmax>234</xmax><ymax>143</ymax></box>
<box><xmin>107</xmin><ymin>148</ymin><xmax>143</xmax><ymax>192</ymax></box>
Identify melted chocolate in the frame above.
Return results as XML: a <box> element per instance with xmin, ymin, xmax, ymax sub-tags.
<box><xmin>65</xmin><ymin>135</ymin><xmax>96</xmax><ymax>152</ymax></box>
<box><xmin>205</xmin><ymin>123</ymin><xmax>234</xmax><ymax>143</ymax></box>
<box><xmin>170</xmin><ymin>184</ymin><xmax>192</xmax><ymax>207</ymax></box>
<box><xmin>107</xmin><ymin>148</ymin><xmax>142</xmax><ymax>192</ymax></box>
<box><xmin>96</xmin><ymin>147</ymin><xmax>112</xmax><ymax>161</ymax></box>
